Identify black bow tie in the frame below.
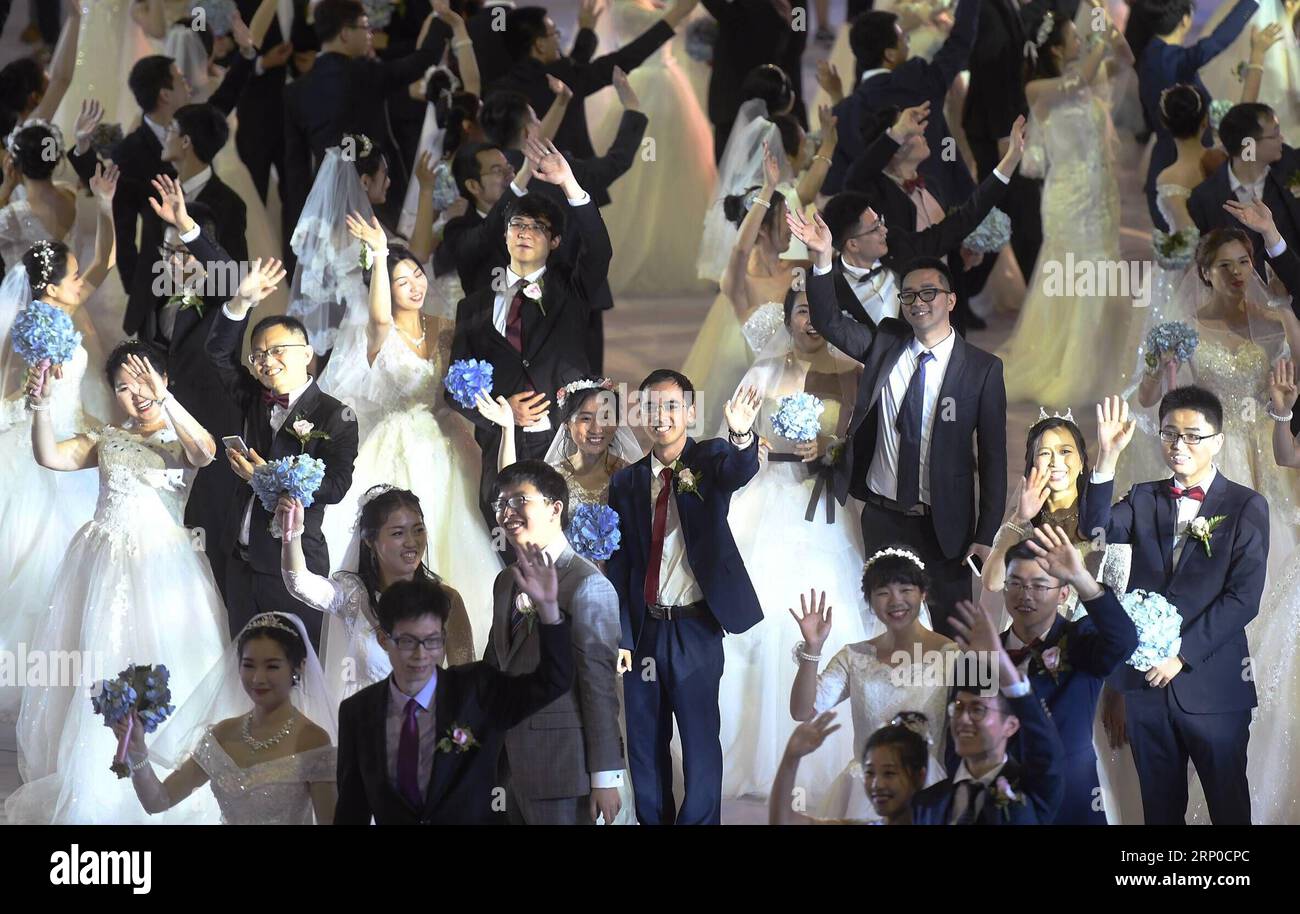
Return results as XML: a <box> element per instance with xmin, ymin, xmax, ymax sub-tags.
<box><xmin>854</xmin><ymin>265</ymin><xmax>886</xmax><ymax>285</ymax></box>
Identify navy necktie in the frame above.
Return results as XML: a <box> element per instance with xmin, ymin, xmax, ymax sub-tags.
<box><xmin>895</xmin><ymin>350</ymin><xmax>934</xmax><ymax>507</ymax></box>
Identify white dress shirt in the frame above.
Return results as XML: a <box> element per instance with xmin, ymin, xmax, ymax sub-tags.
<box><xmin>181</xmin><ymin>165</ymin><xmax>213</xmax><ymax>199</ymax></box>
<box><xmin>867</xmin><ymin>329</ymin><xmax>958</xmax><ymax>505</ymax></box>
<box><xmin>839</xmin><ymin>259</ymin><xmax>899</xmax><ymax>324</ymax></box>
<box><xmin>646</xmin><ymin>452</ymin><xmax>706</xmax><ymax>607</ymax></box>
<box><xmin>143</xmin><ymin>115</ymin><xmax>169</xmax><ymax>148</ymax></box>
<box><xmin>386</xmin><ymin>669</ymin><xmax>438</xmax><ymax>800</ymax></box>
<box><xmin>229</xmin><ymin>358</ymin><xmax>315</xmax><ymax>546</ymax></box>
<box><xmin>1228</xmin><ymin>163</ymin><xmax>1268</xmax><ymax>203</ymax></box>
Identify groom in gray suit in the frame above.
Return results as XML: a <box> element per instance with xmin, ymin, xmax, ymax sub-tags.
<box><xmin>485</xmin><ymin>460</ymin><xmax>626</xmax><ymax>825</ymax></box>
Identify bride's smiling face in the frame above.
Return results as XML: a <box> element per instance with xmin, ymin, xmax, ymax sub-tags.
<box><xmin>1032</xmin><ymin>427</ymin><xmax>1083</xmax><ymax>496</ymax></box>
<box><xmin>111</xmin><ymin>364</ymin><xmax>168</xmax><ymax>423</ymax></box>
<box><xmin>239</xmin><ymin>637</ymin><xmax>298</xmax><ymax>711</ymax></box>
<box><xmin>787</xmin><ymin>294</ymin><xmax>826</xmax><ymax>353</ymax></box>
<box><xmin>368</xmin><ymin>506</ymin><xmax>428</xmax><ymax>581</ymax></box>
<box><xmin>567</xmin><ymin>390</ymin><xmax>618</xmax><ymax>459</ymax></box>
<box><xmin>869</xmin><ymin>582</ymin><xmax>925</xmax><ymax>630</ymax></box>
<box><xmin>41</xmin><ymin>252</ymin><xmax>88</xmax><ymax>309</ymax></box>
<box><xmin>389</xmin><ymin>258</ymin><xmax>427</xmax><ymax>313</ymax></box>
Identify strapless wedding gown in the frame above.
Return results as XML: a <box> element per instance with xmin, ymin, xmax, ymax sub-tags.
<box><xmin>5</xmin><ymin>425</ymin><xmax>227</xmax><ymax>824</ymax></box>
<box><xmin>718</xmin><ymin>353</ymin><xmax>872</xmax><ymax>807</ymax></box>
<box><xmin>587</xmin><ymin>0</ymin><xmax>716</xmax><ymax>296</ymax></box>
<box><xmin>318</xmin><ymin>330</ymin><xmax>501</xmax><ymax>650</ymax></box>
<box><xmin>0</xmin><ymin>343</ymin><xmax>101</xmax><ymax>723</ymax></box>
<box><xmin>1001</xmin><ymin>81</ymin><xmax>1135</xmax><ymax>407</ymax></box>
<box><xmin>194</xmin><ymin>729</ymin><xmax>336</xmax><ymax>825</ymax></box>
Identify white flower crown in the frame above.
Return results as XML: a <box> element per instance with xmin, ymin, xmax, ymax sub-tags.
<box><xmin>4</xmin><ymin>117</ymin><xmax>65</xmax><ymax>162</ymax></box>
<box><xmin>863</xmin><ymin>547</ymin><xmax>925</xmax><ymax>572</ymax></box>
<box><xmin>557</xmin><ymin>377</ymin><xmax>615</xmax><ymax>409</ymax></box>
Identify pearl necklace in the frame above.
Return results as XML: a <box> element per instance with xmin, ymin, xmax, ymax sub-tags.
<box><xmin>397</xmin><ymin>313</ymin><xmax>427</xmax><ymax>346</ymax></box>
<box><xmin>241</xmin><ymin>712</ymin><xmax>296</xmax><ymax>752</ymax></box>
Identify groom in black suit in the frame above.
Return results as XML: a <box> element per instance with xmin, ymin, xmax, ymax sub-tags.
<box><xmin>335</xmin><ymin>557</ymin><xmax>574</xmax><ymax>825</ymax></box>
<box><xmin>1081</xmin><ymin>389</ymin><xmax>1268</xmax><ymax>824</ymax></box>
<box><xmin>794</xmin><ymin>214</ymin><xmax>1007</xmax><ymax>636</ymax></box>
<box><xmin>203</xmin><ymin>258</ymin><xmax>359</xmax><ymax>647</ymax></box>
<box><xmin>445</xmin><ymin>138</ymin><xmax>611</xmax><ymax>535</ymax></box>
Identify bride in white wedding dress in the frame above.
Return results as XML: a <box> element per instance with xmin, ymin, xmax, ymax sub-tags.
<box><xmin>119</xmin><ymin>612</ymin><xmax>337</xmax><ymax>825</ymax></box>
<box><xmin>5</xmin><ymin>340</ymin><xmax>228</xmax><ymax>825</ymax></box>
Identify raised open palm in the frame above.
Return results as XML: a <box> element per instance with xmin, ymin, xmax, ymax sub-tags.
<box><xmin>788</xmin><ymin>588</ymin><xmax>833</xmax><ymax>650</ymax></box>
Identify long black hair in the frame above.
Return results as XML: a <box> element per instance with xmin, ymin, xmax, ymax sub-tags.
<box><xmin>1022</xmin><ymin>416</ymin><xmax>1089</xmax><ymax>527</ymax></box>
<box><xmin>355</xmin><ymin>487</ymin><xmax>443</xmax><ymax>607</ymax></box>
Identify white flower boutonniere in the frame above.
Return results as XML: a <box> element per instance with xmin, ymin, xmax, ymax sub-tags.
<box><xmin>168</xmin><ymin>289</ymin><xmax>203</xmax><ymax>315</ymax></box>
<box><xmin>991</xmin><ymin>776</ymin><xmax>1027</xmax><ymax>820</ymax></box>
<box><xmin>1186</xmin><ymin>514</ymin><xmax>1227</xmax><ymax>557</ymax></box>
<box><xmin>671</xmin><ymin>460</ymin><xmax>702</xmax><ymax>499</ymax></box>
<box><xmin>289</xmin><ymin>413</ymin><xmax>331</xmax><ymax>452</ymax></box>
<box><xmin>522</xmin><ymin>280</ymin><xmax>545</xmax><ymax>315</ymax></box>
<box><xmin>1287</xmin><ymin>171</ymin><xmax>1300</xmax><ymax>199</ymax></box>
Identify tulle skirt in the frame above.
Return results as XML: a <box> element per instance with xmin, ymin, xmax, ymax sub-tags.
<box><xmin>6</xmin><ymin>515</ymin><xmax>227</xmax><ymax>824</ymax></box>
<box><xmin>718</xmin><ymin>459</ymin><xmax>872</xmax><ymax>807</ymax></box>
<box><xmin>0</xmin><ymin>421</ymin><xmax>99</xmax><ymax>723</ymax></box>
<box><xmin>321</xmin><ymin>405</ymin><xmax>500</xmax><ymax>651</ymax></box>
<box><xmin>680</xmin><ymin>293</ymin><xmax>754</xmax><ymax>437</ymax></box>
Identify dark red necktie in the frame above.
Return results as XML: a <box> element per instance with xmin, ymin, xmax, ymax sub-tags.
<box><xmin>643</xmin><ymin>467</ymin><xmax>673</xmax><ymax>606</ymax></box>
<box><xmin>1006</xmin><ymin>638</ymin><xmax>1042</xmax><ymax>665</ymax></box>
<box><xmin>1168</xmin><ymin>484</ymin><xmax>1205</xmax><ymax>502</ymax></box>
<box><xmin>902</xmin><ymin>175</ymin><xmax>926</xmax><ymax>194</ymax></box>
<box><xmin>505</xmin><ymin>288</ymin><xmax>525</xmax><ymax>353</ymax></box>
<box><xmin>397</xmin><ymin>697</ymin><xmax>421</xmax><ymax>807</ymax></box>
<box><xmin>261</xmin><ymin>389</ymin><xmax>290</xmax><ymax>409</ymax></box>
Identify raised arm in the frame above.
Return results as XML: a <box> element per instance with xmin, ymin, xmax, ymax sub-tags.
<box><xmin>27</xmin><ymin>369</ymin><xmax>98</xmax><ymax>471</ymax></box>
<box><xmin>377</xmin><ymin>13</ymin><xmax>451</xmax><ymax>91</ymax></box>
<box><xmin>29</xmin><ymin>2</ymin><xmax>81</xmax><ymax>123</ymax></box>
<box><xmin>344</xmin><ymin>213</ymin><xmax>396</xmax><ymax>363</ymax></box>
<box><xmin>132</xmin><ymin>0</ymin><xmax>167</xmax><ymax>40</ymax></box>
<box><xmin>788</xmin><ymin>590</ymin><xmax>838</xmax><ymax>721</ymax></box>
<box><xmin>1185</xmin><ymin>0</ymin><xmax>1259</xmax><ymax>74</ymax></box>
<box><xmin>1080</xmin><ymin>396</ymin><xmax>1139</xmax><ymax>544</ymax></box>
<box><xmin>795</xmin><ymin>108</ymin><xmax>837</xmax><ymax>207</ymax></box>
<box><xmin>126</xmin><ymin>351</ymin><xmax>218</xmax><ymax>468</ymax></box>
<box><xmin>113</xmin><ymin>711</ymin><xmax>210</xmax><ymax>814</ymax></box>
<box><xmin>770</xmin><ymin>712</ymin><xmax>841</xmax><ymax>825</ymax></box>
<box><xmin>521</xmin><ymin>135</ymin><xmax>611</xmax><ymax>303</ymax></box>
<box><xmin>77</xmin><ymin>163</ymin><xmax>120</xmax><ymax>296</ymax></box>
<box><xmin>721</xmin><ymin>143</ymin><xmax>780</xmax><ymax>317</ymax></box>
<box><xmin>539</xmin><ymin>76</ymin><xmax>574</xmax><ymax>143</ymax></box>
<box><xmin>927</xmin><ymin>0</ymin><xmax>979</xmax><ymax>90</ymax></box>
<box><xmin>568</xmin><ymin>69</ymin><xmax>648</xmax><ymax>194</ymax></box>
<box><xmin>277</xmin><ymin>498</ymin><xmax>352</xmax><ymax>614</ymax></box>
<box><xmin>790</xmin><ymin>208</ymin><xmax>877</xmax><ymax>360</ymax></box>
<box><xmin>475</xmin><ymin>392</ymin><xmax>518</xmax><ymax>470</ymax></box>
<box><xmin>844</xmin><ymin>103</ymin><xmax>928</xmax><ymax>194</ymax></box>
<box><xmin>1240</xmin><ymin>25</ymin><xmax>1283</xmax><ymax>103</ymax></box>
<box><xmin>1269</xmin><ymin>358</ymin><xmax>1300</xmax><ymax>467</ymax></box>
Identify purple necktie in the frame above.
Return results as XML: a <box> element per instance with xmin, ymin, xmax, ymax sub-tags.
<box><xmin>398</xmin><ymin>697</ymin><xmax>421</xmax><ymax>807</ymax></box>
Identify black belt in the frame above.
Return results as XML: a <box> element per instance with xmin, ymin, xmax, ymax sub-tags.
<box><xmin>864</xmin><ymin>491</ymin><xmax>930</xmax><ymax>517</ymax></box>
<box><xmin>646</xmin><ymin>601</ymin><xmax>707</xmax><ymax>620</ymax></box>
<box><xmin>768</xmin><ymin>453</ymin><xmax>836</xmax><ymax>523</ymax></box>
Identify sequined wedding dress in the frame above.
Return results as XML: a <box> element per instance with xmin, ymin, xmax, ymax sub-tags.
<box><xmin>5</xmin><ymin>424</ymin><xmax>227</xmax><ymax>824</ymax></box>
<box><xmin>192</xmin><ymin>729</ymin><xmax>336</xmax><ymax>825</ymax></box>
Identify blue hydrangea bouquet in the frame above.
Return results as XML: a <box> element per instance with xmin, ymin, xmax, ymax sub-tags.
<box><xmin>445</xmin><ymin>358</ymin><xmax>495</xmax><ymax>409</ymax></box>
<box><xmin>250</xmin><ymin>455</ymin><xmax>327</xmax><ymax>512</ymax></box>
<box><xmin>90</xmin><ymin>663</ymin><xmax>175</xmax><ymax>778</ymax></box>
<box><xmin>1120</xmin><ymin>590</ymin><xmax>1184</xmax><ymax>672</ymax></box>
<box><xmin>10</xmin><ymin>300</ymin><xmax>82</xmax><ymax>380</ymax></box>
<box><xmin>770</xmin><ymin>392</ymin><xmax>824</xmax><ymax>442</ymax></box>
<box><xmin>568</xmin><ymin>503</ymin><xmax>622</xmax><ymax>561</ymax></box>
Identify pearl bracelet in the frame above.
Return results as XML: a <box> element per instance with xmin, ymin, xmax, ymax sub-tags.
<box><xmin>28</xmin><ymin>400</ymin><xmax>50</xmax><ymax>412</ymax></box>
<box><xmin>752</xmin><ymin>198</ymin><xmax>771</xmax><ymax>209</ymax></box>
<box><xmin>129</xmin><ymin>754</ymin><xmax>151</xmax><ymax>773</ymax></box>
<box><xmin>792</xmin><ymin>641</ymin><xmax>822</xmax><ymax>664</ymax></box>
<box><xmin>813</xmin><ymin>154</ymin><xmax>833</xmax><ymax>166</ymax></box>
<box><xmin>1268</xmin><ymin>406</ymin><xmax>1295</xmax><ymax>422</ymax></box>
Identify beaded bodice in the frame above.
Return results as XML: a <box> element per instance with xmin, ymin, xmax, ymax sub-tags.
<box><xmin>193</xmin><ymin>729</ymin><xmax>335</xmax><ymax>825</ymax></box>
<box><xmin>86</xmin><ymin>425</ymin><xmax>192</xmax><ymax>552</ymax></box>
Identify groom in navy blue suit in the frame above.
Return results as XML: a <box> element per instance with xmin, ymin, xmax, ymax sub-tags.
<box><xmin>1081</xmin><ymin>388</ymin><xmax>1268</xmax><ymax>824</ymax></box>
<box><xmin>605</xmin><ymin>370</ymin><xmax>764</xmax><ymax>824</ymax></box>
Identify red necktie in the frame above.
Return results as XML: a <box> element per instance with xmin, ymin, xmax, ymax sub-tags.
<box><xmin>643</xmin><ymin>467</ymin><xmax>673</xmax><ymax>606</ymax></box>
<box><xmin>1006</xmin><ymin>638</ymin><xmax>1042</xmax><ymax>665</ymax></box>
<box><xmin>1168</xmin><ymin>484</ymin><xmax>1205</xmax><ymax>502</ymax></box>
<box><xmin>505</xmin><ymin>288</ymin><xmax>525</xmax><ymax>353</ymax></box>
<box><xmin>397</xmin><ymin>697</ymin><xmax>421</xmax><ymax>807</ymax></box>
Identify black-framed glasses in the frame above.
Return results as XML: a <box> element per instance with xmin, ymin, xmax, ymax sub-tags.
<box><xmin>849</xmin><ymin>215</ymin><xmax>886</xmax><ymax>240</ymax></box>
<box><xmin>508</xmin><ymin>218</ymin><xmax>552</xmax><ymax>237</ymax></box>
<box><xmin>248</xmin><ymin>344</ymin><xmax>309</xmax><ymax>366</ymax></box>
<box><xmin>898</xmin><ymin>287</ymin><xmax>951</xmax><ymax>306</ymax></box>
<box><xmin>947</xmin><ymin>700</ymin><xmax>1005</xmax><ymax>722</ymax></box>
<box><xmin>391</xmin><ymin>634</ymin><xmax>445</xmax><ymax>653</ymax></box>
<box><xmin>1004</xmin><ymin>581</ymin><xmax>1059</xmax><ymax>597</ymax></box>
<box><xmin>1158</xmin><ymin>430</ymin><xmax>1220</xmax><ymax>446</ymax></box>
<box><xmin>491</xmin><ymin>494</ymin><xmax>553</xmax><ymax>516</ymax></box>
<box><xmin>158</xmin><ymin>243</ymin><xmax>186</xmax><ymax>259</ymax></box>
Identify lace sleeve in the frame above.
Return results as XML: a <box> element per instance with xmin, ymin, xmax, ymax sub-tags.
<box><xmin>283</xmin><ymin>568</ymin><xmax>349</xmax><ymax>617</ymax></box>
<box><xmin>297</xmin><ymin>745</ymin><xmax>338</xmax><ymax>783</ymax></box>
<box><xmin>813</xmin><ymin>647</ymin><xmax>852</xmax><ymax>713</ymax></box>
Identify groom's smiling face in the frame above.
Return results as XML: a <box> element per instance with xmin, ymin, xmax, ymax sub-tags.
<box><xmin>1159</xmin><ymin>408</ymin><xmax>1222</xmax><ymax>481</ymax></box>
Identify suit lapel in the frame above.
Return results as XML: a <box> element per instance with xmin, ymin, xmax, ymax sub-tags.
<box><xmin>1173</xmin><ymin>473</ymin><xmax>1228</xmax><ymax>577</ymax></box>
<box><xmin>931</xmin><ymin>334</ymin><xmax>966</xmax><ymax>451</ymax></box>
<box><xmin>423</xmin><ymin>673</ymin><xmax>455</xmax><ymax>813</ymax></box>
<box><xmin>832</xmin><ymin>258</ymin><xmax>876</xmax><ymax>328</ymax></box>
<box><xmin>868</xmin><ymin>335</ymin><xmax>909</xmax><ymax>411</ymax></box>
<box><xmin>632</xmin><ymin>456</ymin><xmax>653</xmax><ymax>567</ymax></box>
<box><xmin>1153</xmin><ymin>483</ymin><xmax>1175</xmax><ymax>578</ymax></box>
<box><xmin>521</xmin><ymin>274</ymin><xmax>560</xmax><ymax>362</ymax></box>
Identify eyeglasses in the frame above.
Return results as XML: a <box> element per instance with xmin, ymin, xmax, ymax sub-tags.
<box><xmin>390</xmin><ymin>634</ymin><xmax>445</xmax><ymax>653</ymax></box>
<box><xmin>158</xmin><ymin>243</ymin><xmax>186</xmax><ymax>259</ymax></box>
<box><xmin>491</xmin><ymin>494</ymin><xmax>554</xmax><ymax>515</ymax></box>
<box><xmin>849</xmin><ymin>216</ymin><xmax>886</xmax><ymax>240</ymax></box>
<box><xmin>1158</xmin><ymin>430</ymin><xmax>1219</xmax><ymax>446</ymax></box>
<box><xmin>508</xmin><ymin>219</ymin><xmax>552</xmax><ymax>238</ymax></box>
<box><xmin>1004</xmin><ymin>581</ymin><xmax>1060</xmax><ymax>597</ymax></box>
<box><xmin>947</xmin><ymin>700</ymin><xmax>1005</xmax><ymax>722</ymax></box>
<box><xmin>898</xmin><ymin>287</ymin><xmax>951</xmax><ymax>306</ymax></box>
<box><xmin>248</xmin><ymin>344</ymin><xmax>309</xmax><ymax>366</ymax></box>
<box><xmin>482</xmin><ymin>163</ymin><xmax>514</xmax><ymax>179</ymax></box>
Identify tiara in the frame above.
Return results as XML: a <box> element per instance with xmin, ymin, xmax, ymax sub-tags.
<box><xmin>342</xmin><ymin>133</ymin><xmax>375</xmax><ymax>160</ymax></box>
<box><xmin>863</xmin><ymin>547</ymin><xmax>925</xmax><ymax>572</ymax></box>
<box><xmin>352</xmin><ymin>483</ymin><xmax>402</xmax><ymax>533</ymax></box>
<box><xmin>556</xmin><ymin>377</ymin><xmax>615</xmax><ymax>409</ymax></box>
<box><xmin>888</xmin><ymin>711</ymin><xmax>934</xmax><ymax>745</ymax></box>
<box><xmin>245</xmin><ymin>612</ymin><xmax>302</xmax><ymax>638</ymax></box>
<box><xmin>1036</xmin><ymin>406</ymin><xmax>1074</xmax><ymax>423</ymax></box>
<box><xmin>4</xmin><ymin>117</ymin><xmax>66</xmax><ymax>161</ymax></box>
<box><xmin>27</xmin><ymin>239</ymin><xmax>59</xmax><ymax>291</ymax></box>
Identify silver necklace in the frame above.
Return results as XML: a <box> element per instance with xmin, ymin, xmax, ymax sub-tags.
<box><xmin>397</xmin><ymin>313</ymin><xmax>427</xmax><ymax>346</ymax></box>
<box><xmin>241</xmin><ymin>712</ymin><xmax>295</xmax><ymax>752</ymax></box>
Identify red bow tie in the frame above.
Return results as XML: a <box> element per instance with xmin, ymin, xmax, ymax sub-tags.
<box><xmin>261</xmin><ymin>389</ymin><xmax>291</xmax><ymax>409</ymax></box>
<box><xmin>1006</xmin><ymin>638</ymin><xmax>1042</xmax><ymax>665</ymax></box>
<box><xmin>901</xmin><ymin>175</ymin><xmax>926</xmax><ymax>194</ymax></box>
<box><xmin>1168</xmin><ymin>484</ymin><xmax>1205</xmax><ymax>502</ymax></box>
